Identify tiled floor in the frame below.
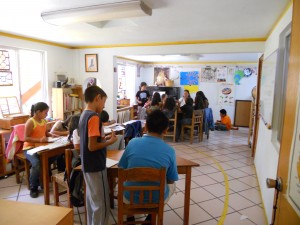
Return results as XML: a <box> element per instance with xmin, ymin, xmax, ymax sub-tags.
<box><xmin>0</xmin><ymin>128</ymin><xmax>268</xmax><ymax>225</ymax></box>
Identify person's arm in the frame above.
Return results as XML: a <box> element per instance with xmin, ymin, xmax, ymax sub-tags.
<box><xmin>166</xmin><ymin>149</ymin><xmax>179</xmax><ymax>184</ymax></box>
<box><xmin>50</xmin><ymin>130</ymin><xmax>68</xmax><ymax>136</ymax></box>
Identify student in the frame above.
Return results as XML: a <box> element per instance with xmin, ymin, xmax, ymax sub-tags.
<box><xmin>215</xmin><ymin>109</ymin><xmax>232</xmax><ymax>131</ymax></box>
<box><xmin>100</xmin><ymin>110</ymin><xmax>116</xmax><ymax>126</ymax></box>
<box><xmin>135</xmin><ymin>82</ymin><xmax>150</xmax><ymax>118</ymax></box>
<box><xmin>50</xmin><ymin>116</ymin><xmax>72</xmax><ymax>136</ymax></box>
<box><xmin>68</xmin><ymin>114</ymin><xmax>81</xmax><ymax>149</ymax></box>
<box><xmin>23</xmin><ymin>102</ymin><xmax>57</xmax><ymax>198</ymax></box>
<box><xmin>118</xmin><ymin>110</ymin><xmax>178</xmax><ymax>222</ymax></box>
<box><xmin>176</xmin><ymin>97</ymin><xmax>194</xmax><ymax>141</ymax></box>
<box><xmin>162</xmin><ymin>96</ymin><xmax>177</xmax><ymax>119</ymax></box>
<box><xmin>194</xmin><ymin>91</ymin><xmax>209</xmax><ymax>110</ymax></box>
<box><xmin>161</xmin><ymin>93</ymin><xmax>167</xmax><ymax>108</ymax></box>
<box><xmin>178</xmin><ymin>89</ymin><xmax>190</xmax><ymax>107</ymax></box>
<box><xmin>79</xmin><ymin>86</ymin><xmax>117</xmax><ymax>225</ymax></box>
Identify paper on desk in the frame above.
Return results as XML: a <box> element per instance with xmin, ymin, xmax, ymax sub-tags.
<box><xmin>106</xmin><ymin>158</ymin><xmax>119</xmax><ymax>168</ymax></box>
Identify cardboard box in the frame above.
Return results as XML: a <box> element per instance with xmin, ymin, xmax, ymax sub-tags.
<box><xmin>0</xmin><ymin>114</ymin><xmax>30</xmax><ymax>130</ymax></box>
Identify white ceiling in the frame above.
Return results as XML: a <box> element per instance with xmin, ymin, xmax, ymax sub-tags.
<box><xmin>0</xmin><ymin>0</ymin><xmax>290</xmax><ymax>62</ymax></box>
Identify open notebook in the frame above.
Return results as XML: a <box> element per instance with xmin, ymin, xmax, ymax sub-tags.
<box><xmin>106</xmin><ymin>158</ymin><xmax>119</xmax><ymax>168</ymax></box>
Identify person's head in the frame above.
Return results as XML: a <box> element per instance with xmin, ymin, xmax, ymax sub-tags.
<box><xmin>164</xmin><ymin>97</ymin><xmax>176</xmax><ymax>111</ymax></box>
<box><xmin>30</xmin><ymin>102</ymin><xmax>49</xmax><ymax>118</ymax></box>
<box><xmin>146</xmin><ymin>110</ymin><xmax>169</xmax><ymax>135</ymax></box>
<box><xmin>100</xmin><ymin>110</ymin><xmax>109</xmax><ymax>123</ymax></box>
<box><xmin>151</xmin><ymin>92</ymin><xmax>161</xmax><ymax>106</ymax></box>
<box><xmin>84</xmin><ymin>86</ymin><xmax>107</xmax><ymax>113</ymax></box>
<box><xmin>196</xmin><ymin>91</ymin><xmax>206</xmax><ymax>99</ymax></box>
<box><xmin>62</xmin><ymin>116</ymin><xmax>72</xmax><ymax>129</ymax></box>
<box><xmin>194</xmin><ymin>94</ymin><xmax>204</xmax><ymax>110</ymax></box>
<box><xmin>185</xmin><ymin>97</ymin><xmax>193</xmax><ymax>106</ymax></box>
<box><xmin>220</xmin><ymin>109</ymin><xmax>227</xmax><ymax>118</ymax></box>
<box><xmin>161</xmin><ymin>94</ymin><xmax>167</xmax><ymax>102</ymax></box>
<box><xmin>68</xmin><ymin>115</ymin><xmax>80</xmax><ymax>141</ymax></box>
<box><xmin>140</xmin><ymin>82</ymin><xmax>147</xmax><ymax>91</ymax></box>
<box><xmin>183</xmin><ymin>90</ymin><xmax>190</xmax><ymax>99</ymax></box>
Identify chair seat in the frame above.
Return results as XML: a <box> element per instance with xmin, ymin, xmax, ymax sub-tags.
<box><xmin>14</xmin><ymin>152</ymin><xmax>31</xmax><ymax>190</ymax></box>
<box><xmin>52</xmin><ymin>172</ymin><xmax>66</xmax><ymax>186</ymax></box>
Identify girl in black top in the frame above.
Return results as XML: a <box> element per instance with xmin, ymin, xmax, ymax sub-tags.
<box><xmin>176</xmin><ymin>97</ymin><xmax>194</xmax><ymax>141</ymax></box>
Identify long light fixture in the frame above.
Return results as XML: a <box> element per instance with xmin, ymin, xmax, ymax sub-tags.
<box><xmin>41</xmin><ymin>0</ymin><xmax>152</xmax><ymax>26</ymax></box>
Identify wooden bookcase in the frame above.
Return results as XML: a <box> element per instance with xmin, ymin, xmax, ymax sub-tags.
<box><xmin>52</xmin><ymin>85</ymin><xmax>83</xmax><ymax>120</ymax></box>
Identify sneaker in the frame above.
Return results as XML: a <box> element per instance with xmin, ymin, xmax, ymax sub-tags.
<box><xmin>30</xmin><ymin>187</ymin><xmax>39</xmax><ymax>198</ymax></box>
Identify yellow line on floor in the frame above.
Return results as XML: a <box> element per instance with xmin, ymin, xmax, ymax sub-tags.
<box><xmin>197</xmin><ymin>151</ymin><xmax>229</xmax><ymax>225</ymax></box>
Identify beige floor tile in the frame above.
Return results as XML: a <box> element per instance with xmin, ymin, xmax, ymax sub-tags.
<box><xmin>211</xmin><ymin>162</ymin><xmax>234</xmax><ymax>171</ymax></box>
<box><xmin>176</xmin><ymin>179</ymin><xmax>199</xmax><ymax>191</ymax></box>
<box><xmin>190</xmin><ymin>187</ymin><xmax>215</xmax><ymax>203</ymax></box>
<box><xmin>239</xmin><ymin>188</ymin><xmax>262</xmax><ymax>204</ymax></box>
<box><xmin>163</xmin><ymin>210</ymin><xmax>183</xmax><ymax>225</ymax></box>
<box><xmin>198</xmin><ymin>157</ymin><xmax>216</xmax><ymax>165</ymax></box>
<box><xmin>167</xmin><ymin>191</ymin><xmax>192</xmax><ymax>209</ymax></box>
<box><xmin>221</xmin><ymin>212</ymin><xmax>256</xmax><ymax>225</ymax></box>
<box><xmin>203</xmin><ymin>183</ymin><xmax>227</xmax><ymax>197</ymax></box>
<box><xmin>0</xmin><ymin>186</ymin><xmax>20</xmax><ymax>198</ymax></box>
<box><xmin>175</xmin><ymin>204</ymin><xmax>213</xmax><ymax>225</ymax></box>
<box><xmin>226</xmin><ymin>153</ymin><xmax>247</xmax><ymax>160</ymax></box>
<box><xmin>193</xmin><ymin>175</ymin><xmax>218</xmax><ymax>187</ymax></box>
<box><xmin>192</xmin><ymin>167</ymin><xmax>204</xmax><ymax>176</ymax></box>
<box><xmin>238</xmin><ymin>176</ymin><xmax>258</xmax><ymax>187</ymax></box>
<box><xmin>213</xmin><ymin>155</ymin><xmax>234</xmax><ymax>162</ymax></box>
<box><xmin>239</xmin><ymin>205</ymin><xmax>268</xmax><ymax>225</ymax></box>
<box><xmin>220</xmin><ymin>193</ymin><xmax>255</xmax><ymax>211</ymax></box>
<box><xmin>198</xmin><ymin>218</ymin><xmax>218</xmax><ymax>225</ymax></box>
<box><xmin>214</xmin><ymin>149</ymin><xmax>234</xmax><ymax>155</ymax></box>
<box><xmin>237</xmin><ymin>165</ymin><xmax>256</xmax><ymax>175</ymax></box>
<box><xmin>225</xmin><ymin>169</ymin><xmax>249</xmax><ymax>179</ymax></box>
<box><xmin>198</xmin><ymin>198</ymin><xmax>234</xmax><ymax>218</ymax></box>
<box><xmin>0</xmin><ymin>175</ymin><xmax>19</xmax><ymax>188</ymax></box>
<box><xmin>224</xmin><ymin>160</ymin><xmax>247</xmax><ymax>168</ymax></box>
<box><xmin>196</xmin><ymin>165</ymin><xmax>219</xmax><ymax>174</ymax></box>
<box><xmin>228</xmin><ymin>179</ymin><xmax>251</xmax><ymax>192</ymax></box>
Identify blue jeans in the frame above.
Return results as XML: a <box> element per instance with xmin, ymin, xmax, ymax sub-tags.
<box><xmin>24</xmin><ymin>150</ymin><xmax>58</xmax><ymax>189</ymax></box>
<box><xmin>214</xmin><ymin>123</ymin><xmax>227</xmax><ymax>131</ymax></box>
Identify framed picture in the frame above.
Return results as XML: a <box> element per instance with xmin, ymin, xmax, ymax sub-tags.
<box><xmin>85</xmin><ymin>54</ymin><xmax>98</xmax><ymax>72</ymax></box>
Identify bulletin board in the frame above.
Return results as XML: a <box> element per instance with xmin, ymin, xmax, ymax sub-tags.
<box><xmin>259</xmin><ymin>50</ymin><xmax>278</xmax><ymax>129</ymax></box>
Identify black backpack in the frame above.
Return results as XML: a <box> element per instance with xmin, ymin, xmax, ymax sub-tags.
<box><xmin>65</xmin><ymin>150</ymin><xmax>84</xmax><ymax>207</ymax></box>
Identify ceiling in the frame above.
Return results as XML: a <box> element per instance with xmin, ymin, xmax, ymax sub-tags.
<box><xmin>0</xmin><ymin>0</ymin><xmax>290</xmax><ymax>62</ymax></box>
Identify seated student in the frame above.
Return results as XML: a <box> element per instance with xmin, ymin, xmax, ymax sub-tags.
<box><xmin>23</xmin><ymin>102</ymin><xmax>58</xmax><ymax>198</ymax></box>
<box><xmin>176</xmin><ymin>97</ymin><xmax>194</xmax><ymax>141</ymax></box>
<box><xmin>215</xmin><ymin>109</ymin><xmax>232</xmax><ymax>131</ymax></box>
<box><xmin>147</xmin><ymin>92</ymin><xmax>162</xmax><ymax>112</ymax></box>
<box><xmin>194</xmin><ymin>91</ymin><xmax>209</xmax><ymax>110</ymax></box>
<box><xmin>161</xmin><ymin>93</ymin><xmax>167</xmax><ymax>109</ymax></box>
<box><xmin>178</xmin><ymin>89</ymin><xmax>190</xmax><ymax>107</ymax></box>
<box><xmin>68</xmin><ymin>114</ymin><xmax>81</xmax><ymax>149</ymax></box>
<box><xmin>162</xmin><ymin>96</ymin><xmax>177</xmax><ymax>119</ymax></box>
<box><xmin>118</xmin><ymin>110</ymin><xmax>178</xmax><ymax>222</ymax></box>
<box><xmin>50</xmin><ymin>116</ymin><xmax>72</xmax><ymax>136</ymax></box>
<box><xmin>101</xmin><ymin>110</ymin><xmax>125</xmax><ymax>150</ymax></box>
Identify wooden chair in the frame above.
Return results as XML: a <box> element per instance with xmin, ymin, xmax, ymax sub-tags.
<box><xmin>52</xmin><ymin>148</ymin><xmax>80</xmax><ymax>208</ymax></box>
<box><xmin>163</xmin><ymin>110</ymin><xmax>178</xmax><ymax>142</ymax></box>
<box><xmin>181</xmin><ymin>109</ymin><xmax>203</xmax><ymax>144</ymax></box>
<box><xmin>14</xmin><ymin>151</ymin><xmax>31</xmax><ymax>189</ymax></box>
<box><xmin>118</xmin><ymin>167</ymin><xmax>166</xmax><ymax>225</ymax></box>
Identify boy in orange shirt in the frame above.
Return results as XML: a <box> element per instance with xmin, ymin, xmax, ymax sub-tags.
<box><xmin>215</xmin><ymin>109</ymin><xmax>232</xmax><ymax>131</ymax></box>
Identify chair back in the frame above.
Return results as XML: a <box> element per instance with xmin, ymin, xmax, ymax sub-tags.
<box><xmin>118</xmin><ymin>167</ymin><xmax>166</xmax><ymax>225</ymax></box>
<box><xmin>65</xmin><ymin>148</ymin><xmax>80</xmax><ymax>181</ymax></box>
<box><xmin>193</xmin><ymin>110</ymin><xmax>203</xmax><ymax>125</ymax></box>
<box><xmin>163</xmin><ymin>109</ymin><xmax>177</xmax><ymax>142</ymax></box>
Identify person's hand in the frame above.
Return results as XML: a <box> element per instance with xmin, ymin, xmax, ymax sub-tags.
<box><xmin>109</xmin><ymin>131</ymin><xmax>118</xmax><ymax>144</ymax></box>
<box><xmin>39</xmin><ymin>136</ymin><xmax>48</xmax><ymax>143</ymax></box>
<box><xmin>110</xmin><ymin>119</ymin><xmax>116</xmax><ymax>124</ymax></box>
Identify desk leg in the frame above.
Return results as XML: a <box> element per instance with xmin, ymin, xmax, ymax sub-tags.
<box><xmin>41</xmin><ymin>153</ymin><xmax>50</xmax><ymax>205</ymax></box>
<box><xmin>183</xmin><ymin>168</ymin><xmax>191</xmax><ymax>225</ymax></box>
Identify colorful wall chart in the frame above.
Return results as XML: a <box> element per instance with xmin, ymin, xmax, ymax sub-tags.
<box><xmin>219</xmin><ymin>83</ymin><xmax>234</xmax><ymax>106</ymax></box>
<box><xmin>201</xmin><ymin>66</ymin><xmax>217</xmax><ymax>82</ymax></box>
<box><xmin>180</xmin><ymin>71</ymin><xmax>199</xmax><ymax>85</ymax></box>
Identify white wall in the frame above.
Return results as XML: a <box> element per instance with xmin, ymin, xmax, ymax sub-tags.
<box><xmin>140</xmin><ymin>64</ymin><xmax>257</xmax><ymax>122</ymax></box>
<box><xmin>0</xmin><ymin>37</ymin><xmax>74</xmax><ymax>117</ymax></box>
<box><xmin>254</xmin><ymin>4</ymin><xmax>293</xmax><ymax>224</ymax></box>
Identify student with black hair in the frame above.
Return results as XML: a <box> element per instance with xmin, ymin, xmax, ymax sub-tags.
<box><xmin>215</xmin><ymin>109</ymin><xmax>232</xmax><ymax>131</ymax></box>
<box><xmin>178</xmin><ymin>89</ymin><xmax>190</xmax><ymax>107</ymax></box>
<box><xmin>23</xmin><ymin>102</ymin><xmax>57</xmax><ymax>198</ymax></box>
<box><xmin>135</xmin><ymin>82</ymin><xmax>150</xmax><ymax>118</ymax></box>
<box><xmin>68</xmin><ymin>114</ymin><xmax>81</xmax><ymax>149</ymax></box>
<box><xmin>100</xmin><ymin>110</ymin><xmax>116</xmax><ymax>126</ymax></box>
<box><xmin>50</xmin><ymin>116</ymin><xmax>72</xmax><ymax>136</ymax></box>
<box><xmin>176</xmin><ymin>97</ymin><xmax>194</xmax><ymax>141</ymax></box>
<box><xmin>119</xmin><ymin>110</ymin><xmax>178</xmax><ymax>223</ymax></box>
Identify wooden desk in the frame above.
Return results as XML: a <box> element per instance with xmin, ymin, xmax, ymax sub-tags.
<box><xmin>39</xmin><ymin>143</ymin><xmax>72</xmax><ymax>205</ymax></box>
<box><xmin>0</xmin><ymin>199</ymin><xmax>73</xmax><ymax>225</ymax></box>
<box><xmin>106</xmin><ymin>150</ymin><xmax>199</xmax><ymax>225</ymax></box>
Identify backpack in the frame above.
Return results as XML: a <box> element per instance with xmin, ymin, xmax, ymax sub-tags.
<box><xmin>65</xmin><ymin>150</ymin><xmax>84</xmax><ymax>207</ymax></box>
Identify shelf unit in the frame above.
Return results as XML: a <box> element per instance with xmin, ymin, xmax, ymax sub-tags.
<box><xmin>52</xmin><ymin>85</ymin><xmax>83</xmax><ymax>120</ymax></box>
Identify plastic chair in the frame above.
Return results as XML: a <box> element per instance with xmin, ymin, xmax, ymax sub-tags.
<box><xmin>118</xmin><ymin>167</ymin><xmax>166</xmax><ymax>225</ymax></box>
<box><xmin>181</xmin><ymin>110</ymin><xmax>203</xmax><ymax>144</ymax></box>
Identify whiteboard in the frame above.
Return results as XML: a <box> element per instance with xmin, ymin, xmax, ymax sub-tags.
<box><xmin>260</xmin><ymin>50</ymin><xmax>278</xmax><ymax>128</ymax></box>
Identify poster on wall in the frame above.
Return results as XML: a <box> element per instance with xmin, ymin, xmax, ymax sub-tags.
<box><xmin>154</xmin><ymin>67</ymin><xmax>170</xmax><ymax>86</ymax></box>
<box><xmin>216</xmin><ymin>67</ymin><xmax>228</xmax><ymax>82</ymax></box>
<box><xmin>201</xmin><ymin>66</ymin><xmax>217</xmax><ymax>82</ymax></box>
<box><xmin>180</xmin><ymin>71</ymin><xmax>199</xmax><ymax>85</ymax></box>
<box><xmin>184</xmin><ymin>85</ymin><xmax>198</xmax><ymax>94</ymax></box>
<box><xmin>288</xmin><ymin>92</ymin><xmax>300</xmax><ymax>215</ymax></box>
<box><xmin>218</xmin><ymin>83</ymin><xmax>234</xmax><ymax>106</ymax></box>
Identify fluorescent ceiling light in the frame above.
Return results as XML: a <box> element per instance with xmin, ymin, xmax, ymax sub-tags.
<box><xmin>41</xmin><ymin>0</ymin><xmax>152</xmax><ymax>26</ymax></box>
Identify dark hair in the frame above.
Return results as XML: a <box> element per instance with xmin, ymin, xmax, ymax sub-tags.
<box><xmin>62</xmin><ymin>116</ymin><xmax>72</xmax><ymax>130</ymax></box>
<box><xmin>68</xmin><ymin>115</ymin><xmax>80</xmax><ymax>141</ymax></box>
<box><xmin>146</xmin><ymin>110</ymin><xmax>169</xmax><ymax>135</ymax></box>
<box><xmin>220</xmin><ymin>109</ymin><xmax>227</xmax><ymax>115</ymax></box>
<box><xmin>151</xmin><ymin>92</ymin><xmax>161</xmax><ymax>106</ymax></box>
<box><xmin>161</xmin><ymin>94</ymin><xmax>166</xmax><ymax>99</ymax></box>
<box><xmin>194</xmin><ymin>95</ymin><xmax>205</xmax><ymax>110</ymax></box>
<box><xmin>30</xmin><ymin>102</ymin><xmax>49</xmax><ymax>117</ymax></box>
<box><xmin>185</xmin><ymin>97</ymin><xmax>193</xmax><ymax>106</ymax></box>
<box><xmin>196</xmin><ymin>91</ymin><xmax>206</xmax><ymax>99</ymax></box>
<box><xmin>100</xmin><ymin>110</ymin><xmax>109</xmax><ymax>122</ymax></box>
<box><xmin>164</xmin><ymin>97</ymin><xmax>176</xmax><ymax>111</ymax></box>
<box><xmin>140</xmin><ymin>82</ymin><xmax>147</xmax><ymax>87</ymax></box>
<box><xmin>84</xmin><ymin>86</ymin><xmax>107</xmax><ymax>103</ymax></box>
<box><xmin>184</xmin><ymin>89</ymin><xmax>190</xmax><ymax>95</ymax></box>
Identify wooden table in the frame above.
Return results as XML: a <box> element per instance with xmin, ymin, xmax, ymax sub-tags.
<box><xmin>106</xmin><ymin>150</ymin><xmax>199</xmax><ymax>225</ymax></box>
<box><xmin>0</xmin><ymin>199</ymin><xmax>73</xmax><ymax>225</ymax></box>
<box><xmin>39</xmin><ymin>143</ymin><xmax>72</xmax><ymax>205</ymax></box>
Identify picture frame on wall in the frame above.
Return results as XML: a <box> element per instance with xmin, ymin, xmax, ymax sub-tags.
<box><xmin>85</xmin><ymin>54</ymin><xmax>98</xmax><ymax>72</ymax></box>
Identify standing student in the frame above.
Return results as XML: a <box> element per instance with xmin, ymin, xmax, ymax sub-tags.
<box><xmin>119</xmin><ymin>110</ymin><xmax>178</xmax><ymax>222</ymax></box>
<box><xmin>135</xmin><ymin>82</ymin><xmax>150</xmax><ymax>118</ymax></box>
<box><xmin>79</xmin><ymin>86</ymin><xmax>117</xmax><ymax>225</ymax></box>
<box><xmin>23</xmin><ymin>102</ymin><xmax>57</xmax><ymax>198</ymax></box>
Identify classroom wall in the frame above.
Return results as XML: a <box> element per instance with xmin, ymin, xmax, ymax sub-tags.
<box><xmin>254</xmin><ymin>4</ymin><xmax>293</xmax><ymax>224</ymax></box>
<box><xmin>140</xmin><ymin>64</ymin><xmax>257</xmax><ymax>122</ymax></box>
<box><xmin>0</xmin><ymin>37</ymin><xmax>74</xmax><ymax>116</ymax></box>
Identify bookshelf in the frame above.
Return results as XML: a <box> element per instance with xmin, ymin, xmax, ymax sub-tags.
<box><xmin>52</xmin><ymin>85</ymin><xmax>83</xmax><ymax>120</ymax></box>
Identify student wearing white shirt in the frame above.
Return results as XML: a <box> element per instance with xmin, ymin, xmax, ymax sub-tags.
<box><xmin>178</xmin><ymin>89</ymin><xmax>190</xmax><ymax>107</ymax></box>
<box><xmin>68</xmin><ymin>115</ymin><xmax>81</xmax><ymax>149</ymax></box>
